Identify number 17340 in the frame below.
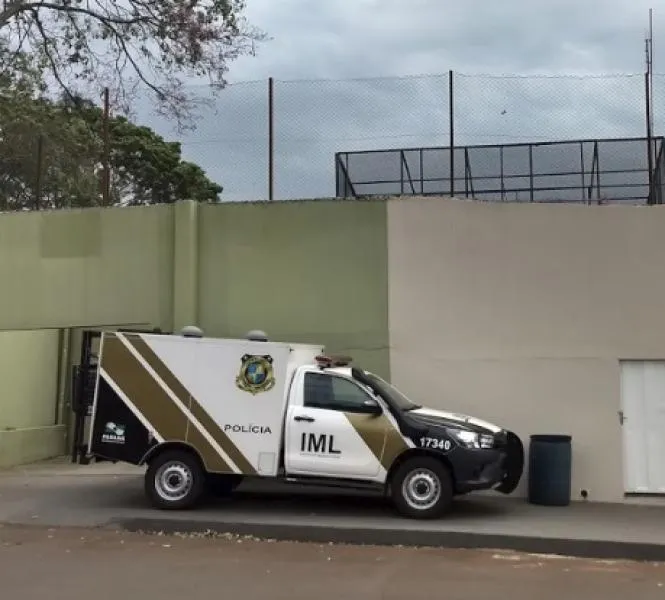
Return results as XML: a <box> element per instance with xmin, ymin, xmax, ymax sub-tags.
<box><xmin>420</xmin><ymin>437</ymin><xmax>452</xmax><ymax>451</ymax></box>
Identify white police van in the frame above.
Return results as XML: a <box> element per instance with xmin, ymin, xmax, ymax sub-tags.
<box><xmin>72</xmin><ymin>327</ymin><xmax>524</xmax><ymax>519</ymax></box>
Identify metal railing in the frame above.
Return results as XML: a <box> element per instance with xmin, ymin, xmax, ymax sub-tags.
<box><xmin>651</xmin><ymin>138</ymin><xmax>665</xmax><ymax>205</ymax></box>
<box><xmin>335</xmin><ymin>136</ymin><xmax>665</xmax><ymax>205</ymax></box>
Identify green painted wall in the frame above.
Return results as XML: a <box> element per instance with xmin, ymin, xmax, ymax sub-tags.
<box><xmin>0</xmin><ymin>330</ymin><xmax>60</xmax><ymax>429</ymax></box>
<box><xmin>0</xmin><ymin>198</ymin><xmax>391</xmax><ymax>467</ymax></box>
<box><xmin>198</xmin><ymin>200</ymin><xmax>390</xmax><ymax>378</ymax></box>
<box><xmin>0</xmin><ymin>204</ymin><xmax>176</xmax><ymax>468</ymax></box>
<box><xmin>0</xmin><ymin>205</ymin><xmax>175</xmax><ymax>331</ymax></box>
<box><xmin>0</xmin><ymin>329</ymin><xmax>65</xmax><ymax>468</ymax></box>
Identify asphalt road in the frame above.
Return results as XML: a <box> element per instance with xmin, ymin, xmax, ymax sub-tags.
<box><xmin>2</xmin><ymin>459</ymin><xmax>665</xmax><ymax>562</ymax></box>
<box><xmin>1</xmin><ymin>525</ymin><xmax>664</xmax><ymax>600</ymax></box>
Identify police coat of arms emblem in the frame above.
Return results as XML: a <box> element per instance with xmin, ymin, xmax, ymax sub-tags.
<box><xmin>235</xmin><ymin>354</ymin><xmax>275</xmax><ymax>395</ymax></box>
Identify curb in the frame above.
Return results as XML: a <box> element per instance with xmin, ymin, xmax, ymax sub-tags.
<box><xmin>113</xmin><ymin>517</ymin><xmax>665</xmax><ymax>562</ymax></box>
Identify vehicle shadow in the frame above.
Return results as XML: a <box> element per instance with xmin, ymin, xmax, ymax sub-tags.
<box><xmin>202</xmin><ymin>481</ymin><xmax>514</xmax><ymax>520</ymax></box>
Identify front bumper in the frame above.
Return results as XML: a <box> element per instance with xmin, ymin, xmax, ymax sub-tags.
<box><xmin>452</xmin><ymin>430</ymin><xmax>524</xmax><ymax>495</ymax></box>
<box><xmin>494</xmin><ymin>430</ymin><xmax>524</xmax><ymax>494</ymax></box>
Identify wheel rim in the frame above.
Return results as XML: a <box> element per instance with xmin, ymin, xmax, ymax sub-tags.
<box><xmin>401</xmin><ymin>468</ymin><xmax>441</xmax><ymax>511</ymax></box>
<box><xmin>154</xmin><ymin>461</ymin><xmax>193</xmax><ymax>502</ymax></box>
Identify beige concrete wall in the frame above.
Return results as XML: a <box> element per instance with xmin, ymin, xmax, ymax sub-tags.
<box><xmin>387</xmin><ymin>196</ymin><xmax>665</xmax><ymax>503</ymax></box>
<box><xmin>0</xmin><ymin>330</ymin><xmax>65</xmax><ymax>466</ymax></box>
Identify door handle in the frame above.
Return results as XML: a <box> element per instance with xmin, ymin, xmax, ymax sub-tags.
<box><xmin>294</xmin><ymin>415</ymin><xmax>315</xmax><ymax>423</ymax></box>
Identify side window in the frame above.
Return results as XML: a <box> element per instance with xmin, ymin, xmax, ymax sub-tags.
<box><xmin>304</xmin><ymin>372</ymin><xmax>373</xmax><ymax>413</ymax></box>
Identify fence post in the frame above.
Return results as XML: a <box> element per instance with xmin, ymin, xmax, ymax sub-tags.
<box><xmin>449</xmin><ymin>70</ymin><xmax>455</xmax><ymax>197</ymax></box>
<box><xmin>645</xmin><ymin>72</ymin><xmax>655</xmax><ymax>204</ymax></box>
<box><xmin>268</xmin><ymin>77</ymin><xmax>274</xmax><ymax>201</ymax></box>
<box><xmin>35</xmin><ymin>134</ymin><xmax>43</xmax><ymax>210</ymax></box>
<box><xmin>529</xmin><ymin>144</ymin><xmax>534</xmax><ymax>202</ymax></box>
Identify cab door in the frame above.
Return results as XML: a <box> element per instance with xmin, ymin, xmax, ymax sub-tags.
<box><xmin>284</xmin><ymin>370</ymin><xmax>387</xmax><ymax>480</ymax></box>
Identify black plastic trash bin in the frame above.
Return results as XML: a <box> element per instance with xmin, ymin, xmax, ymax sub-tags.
<box><xmin>527</xmin><ymin>434</ymin><xmax>572</xmax><ymax>506</ymax></box>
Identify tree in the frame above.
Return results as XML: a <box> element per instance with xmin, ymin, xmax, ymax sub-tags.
<box><xmin>0</xmin><ymin>87</ymin><xmax>223</xmax><ymax>211</ymax></box>
<box><xmin>76</xmin><ymin>100</ymin><xmax>224</xmax><ymax>206</ymax></box>
<box><xmin>0</xmin><ymin>53</ymin><xmax>99</xmax><ymax>210</ymax></box>
<box><xmin>0</xmin><ymin>0</ymin><xmax>265</xmax><ymax>127</ymax></box>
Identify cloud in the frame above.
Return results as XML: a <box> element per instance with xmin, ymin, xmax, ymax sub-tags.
<box><xmin>232</xmin><ymin>0</ymin><xmax>656</xmax><ymax>77</ymax></box>
<box><xmin>133</xmin><ymin>0</ymin><xmax>664</xmax><ymax>202</ymax></box>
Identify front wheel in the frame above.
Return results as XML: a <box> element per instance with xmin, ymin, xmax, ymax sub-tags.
<box><xmin>145</xmin><ymin>450</ymin><xmax>206</xmax><ymax>510</ymax></box>
<box><xmin>389</xmin><ymin>457</ymin><xmax>454</xmax><ymax>519</ymax></box>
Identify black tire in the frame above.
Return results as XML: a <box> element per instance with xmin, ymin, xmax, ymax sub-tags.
<box><xmin>389</xmin><ymin>456</ymin><xmax>454</xmax><ymax>519</ymax></box>
<box><xmin>145</xmin><ymin>450</ymin><xmax>206</xmax><ymax>510</ymax></box>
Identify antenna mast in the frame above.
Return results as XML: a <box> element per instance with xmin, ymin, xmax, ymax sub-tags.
<box><xmin>645</xmin><ymin>9</ymin><xmax>656</xmax><ymax>202</ymax></box>
<box><xmin>648</xmin><ymin>9</ymin><xmax>654</xmax><ymax>138</ymax></box>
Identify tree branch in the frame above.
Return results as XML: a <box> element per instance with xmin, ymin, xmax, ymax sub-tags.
<box><xmin>29</xmin><ymin>8</ymin><xmax>76</xmax><ymax>103</ymax></box>
<box><xmin>1</xmin><ymin>1</ymin><xmax>151</xmax><ymax>26</ymax></box>
<box><xmin>0</xmin><ymin>0</ymin><xmax>265</xmax><ymax>127</ymax></box>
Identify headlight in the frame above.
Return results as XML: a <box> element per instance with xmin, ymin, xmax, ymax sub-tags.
<box><xmin>449</xmin><ymin>428</ymin><xmax>494</xmax><ymax>449</ymax></box>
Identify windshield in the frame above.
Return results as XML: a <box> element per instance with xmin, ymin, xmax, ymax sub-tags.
<box><xmin>363</xmin><ymin>372</ymin><xmax>421</xmax><ymax>412</ymax></box>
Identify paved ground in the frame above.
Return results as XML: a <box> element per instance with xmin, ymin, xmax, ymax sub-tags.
<box><xmin>1</xmin><ymin>525</ymin><xmax>665</xmax><ymax>599</ymax></box>
<box><xmin>2</xmin><ymin>458</ymin><xmax>665</xmax><ymax>561</ymax></box>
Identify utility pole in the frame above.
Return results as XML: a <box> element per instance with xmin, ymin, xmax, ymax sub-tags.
<box><xmin>102</xmin><ymin>87</ymin><xmax>110</xmax><ymax>206</ymax></box>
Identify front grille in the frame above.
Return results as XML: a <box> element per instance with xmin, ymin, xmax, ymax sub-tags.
<box><xmin>493</xmin><ymin>430</ymin><xmax>508</xmax><ymax>449</ymax></box>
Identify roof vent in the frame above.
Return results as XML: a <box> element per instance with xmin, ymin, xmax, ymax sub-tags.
<box><xmin>180</xmin><ymin>325</ymin><xmax>204</xmax><ymax>338</ymax></box>
<box><xmin>245</xmin><ymin>329</ymin><xmax>268</xmax><ymax>342</ymax></box>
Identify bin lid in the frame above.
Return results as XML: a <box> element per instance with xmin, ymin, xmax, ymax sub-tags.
<box><xmin>530</xmin><ymin>434</ymin><xmax>572</xmax><ymax>443</ymax></box>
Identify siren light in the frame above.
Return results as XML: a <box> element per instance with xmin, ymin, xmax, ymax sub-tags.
<box><xmin>315</xmin><ymin>354</ymin><xmax>353</xmax><ymax>369</ymax></box>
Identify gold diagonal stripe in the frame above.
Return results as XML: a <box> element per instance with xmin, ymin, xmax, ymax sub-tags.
<box><xmin>344</xmin><ymin>413</ymin><xmax>409</xmax><ymax>471</ymax></box>
<box><xmin>382</xmin><ymin>422</ymin><xmax>410</xmax><ymax>469</ymax></box>
<box><xmin>344</xmin><ymin>413</ymin><xmax>386</xmax><ymax>465</ymax></box>
<box><xmin>124</xmin><ymin>333</ymin><xmax>257</xmax><ymax>475</ymax></box>
<box><xmin>102</xmin><ymin>334</ymin><xmax>231</xmax><ymax>473</ymax></box>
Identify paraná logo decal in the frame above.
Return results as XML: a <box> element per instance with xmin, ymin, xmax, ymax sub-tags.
<box><xmin>102</xmin><ymin>422</ymin><xmax>126</xmax><ymax>444</ymax></box>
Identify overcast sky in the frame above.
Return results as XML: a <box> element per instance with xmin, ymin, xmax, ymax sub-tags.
<box><xmin>135</xmin><ymin>0</ymin><xmax>664</xmax><ymax>202</ymax></box>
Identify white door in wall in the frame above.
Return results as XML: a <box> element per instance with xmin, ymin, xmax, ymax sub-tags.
<box><xmin>620</xmin><ymin>361</ymin><xmax>665</xmax><ymax>494</ymax></box>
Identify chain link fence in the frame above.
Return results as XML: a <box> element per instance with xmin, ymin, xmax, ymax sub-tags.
<box><xmin>332</xmin><ymin>72</ymin><xmax>664</xmax><ymax>204</ymax></box>
<box><xmin>175</xmin><ymin>71</ymin><xmax>663</xmax><ymax>203</ymax></box>
<box><xmin>1</xmin><ymin>72</ymin><xmax>663</xmax><ymax>208</ymax></box>
<box><xmin>454</xmin><ymin>73</ymin><xmax>655</xmax><ymax>144</ymax></box>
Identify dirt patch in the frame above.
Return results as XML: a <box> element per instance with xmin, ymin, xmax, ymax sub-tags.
<box><xmin>1</xmin><ymin>524</ymin><xmax>664</xmax><ymax>599</ymax></box>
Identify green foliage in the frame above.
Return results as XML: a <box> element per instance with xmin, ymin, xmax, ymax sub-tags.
<box><xmin>0</xmin><ymin>78</ymin><xmax>223</xmax><ymax>210</ymax></box>
<box><xmin>0</xmin><ymin>0</ymin><xmax>260</xmax><ymax>208</ymax></box>
<box><xmin>79</xmin><ymin>105</ymin><xmax>223</xmax><ymax>206</ymax></box>
<box><xmin>0</xmin><ymin>0</ymin><xmax>265</xmax><ymax>127</ymax></box>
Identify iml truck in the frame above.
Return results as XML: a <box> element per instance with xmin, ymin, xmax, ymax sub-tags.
<box><xmin>71</xmin><ymin>327</ymin><xmax>524</xmax><ymax>519</ymax></box>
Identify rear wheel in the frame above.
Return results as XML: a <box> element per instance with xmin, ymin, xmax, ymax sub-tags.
<box><xmin>390</xmin><ymin>456</ymin><xmax>454</xmax><ymax>519</ymax></box>
<box><xmin>145</xmin><ymin>450</ymin><xmax>206</xmax><ymax>510</ymax></box>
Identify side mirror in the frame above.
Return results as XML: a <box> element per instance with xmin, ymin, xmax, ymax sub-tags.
<box><xmin>362</xmin><ymin>398</ymin><xmax>383</xmax><ymax>416</ymax></box>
